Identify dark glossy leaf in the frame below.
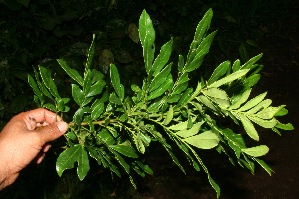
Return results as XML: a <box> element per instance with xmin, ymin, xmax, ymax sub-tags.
<box><xmin>187</xmin><ymin>8</ymin><xmax>213</xmax><ymax>64</ymax></box>
<box><xmin>56</xmin><ymin>144</ymin><xmax>90</xmax><ymax>181</ymax></box>
<box><xmin>109</xmin><ymin>145</ymin><xmax>138</xmax><ymax>158</ymax></box>
<box><xmin>149</xmin><ymin>63</ymin><xmax>172</xmax><ymax>92</ymax></box>
<box><xmin>58</xmin><ymin>59</ymin><xmax>83</xmax><ymax>86</ymax></box>
<box><xmin>98</xmin><ymin>128</ymin><xmax>115</xmax><ymax>145</ymax></box>
<box><xmin>91</xmin><ymin>102</ymin><xmax>104</xmax><ymax>120</ymax></box>
<box><xmin>83</xmin><ymin>69</ymin><xmax>93</xmax><ymax>95</ymax></box>
<box><xmin>28</xmin><ymin>75</ymin><xmax>43</xmax><ymax>101</ymax></box>
<box><xmin>43</xmin><ymin>103</ymin><xmax>56</xmax><ymax>112</ymax></box>
<box><xmin>152</xmin><ymin>38</ymin><xmax>173</xmax><ymax>76</ymax></box>
<box><xmin>85</xmin><ymin>34</ymin><xmax>95</xmax><ymax>70</ymax></box>
<box><xmin>186</xmin><ymin>31</ymin><xmax>217</xmax><ymax>72</ymax></box>
<box><xmin>139</xmin><ymin>9</ymin><xmax>155</xmax><ymax>73</ymax></box>
<box><xmin>110</xmin><ymin>64</ymin><xmax>124</xmax><ymax>101</ymax></box>
<box><xmin>72</xmin><ymin>84</ymin><xmax>84</xmax><ymax>106</ymax></box>
<box><xmin>148</xmin><ymin>74</ymin><xmax>173</xmax><ymax>100</ymax></box>
<box><xmin>73</xmin><ymin>108</ymin><xmax>84</xmax><ymax>125</ymax></box>
<box><xmin>208</xmin><ymin>61</ymin><xmax>230</xmax><ymax>84</ymax></box>
<box><xmin>39</xmin><ymin>66</ymin><xmax>60</xmax><ymax>98</ymax></box>
<box><xmin>209</xmin><ymin>69</ymin><xmax>249</xmax><ymax>88</ymax></box>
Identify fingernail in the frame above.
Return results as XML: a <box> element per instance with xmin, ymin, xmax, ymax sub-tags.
<box><xmin>57</xmin><ymin>122</ymin><xmax>68</xmax><ymax>133</ymax></box>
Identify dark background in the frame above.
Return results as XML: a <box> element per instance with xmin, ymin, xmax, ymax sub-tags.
<box><xmin>0</xmin><ymin>0</ymin><xmax>298</xmax><ymax>198</ymax></box>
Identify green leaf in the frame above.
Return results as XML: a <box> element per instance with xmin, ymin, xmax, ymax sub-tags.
<box><xmin>72</xmin><ymin>84</ymin><xmax>84</xmax><ymax>106</ymax></box>
<box><xmin>109</xmin><ymin>92</ymin><xmax>122</xmax><ymax>105</ymax></box>
<box><xmin>187</xmin><ymin>8</ymin><xmax>213</xmax><ymax>64</ymax></box>
<box><xmin>176</xmin><ymin>88</ymin><xmax>193</xmax><ymax>108</ymax></box>
<box><xmin>149</xmin><ymin>63</ymin><xmax>172</xmax><ymax>92</ymax></box>
<box><xmin>91</xmin><ymin>102</ymin><xmax>104</xmax><ymax>120</ymax></box>
<box><xmin>28</xmin><ymin>75</ymin><xmax>43</xmax><ymax>102</ymax></box>
<box><xmin>85</xmin><ymin>34</ymin><xmax>95</xmax><ymax>69</ymax></box>
<box><xmin>57</xmin><ymin>59</ymin><xmax>83</xmax><ymax>86</ymax></box>
<box><xmin>110</xmin><ymin>64</ymin><xmax>124</xmax><ymax>101</ymax></box>
<box><xmin>248</xmin><ymin>116</ymin><xmax>277</xmax><ymax>128</ymax></box>
<box><xmin>246</xmin><ymin>99</ymin><xmax>272</xmax><ymax>114</ymax></box>
<box><xmin>186</xmin><ymin>31</ymin><xmax>217</xmax><ymax>72</ymax></box>
<box><xmin>139</xmin><ymin>9</ymin><xmax>155</xmax><ymax>74</ymax></box>
<box><xmin>109</xmin><ymin>145</ymin><xmax>138</xmax><ymax>158</ymax></box>
<box><xmin>240</xmin><ymin>53</ymin><xmax>263</xmax><ymax>70</ymax></box>
<box><xmin>83</xmin><ymin>69</ymin><xmax>93</xmax><ymax>95</ymax></box>
<box><xmin>254</xmin><ymin>158</ymin><xmax>273</xmax><ymax>175</ymax></box>
<box><xmin>208</xmin><ymin>61</ymin><xmax>230</xmax><ymax>84</ymax></box>
<box><xmin>238</xmin><ymin>114</ymin><xmax>259</xmax><ymax>141</ymax></box>
<box><xmin>169</xmin><ymin>120</ymin><xmax>189</xmax><ymax>131</ymax></box>
<box><xmin>163</xmin><ymin>105</ymin><xmax>173</xmax><ymax>125</ymax></box>
<box><xmin>176</xmin><ymin>121</ymin><xmax>204</xmax><ymax>138</ymax></box>
<box><xmin>173</xmin><ymin>81</ymin><xmax>188</xmax><ymax>95</ymax></box>
<box><xmin>242</xmin><ymin>145</ymin><xmax>269</xmax><ymax>157</ymax></box>
<box><xmin>86</xmin><ymin>80</ymin><xmax>106</xmax><ymax>98</ymax></box>
<box><xmin>152</xmin><ymin>38</ymin><xmax>173</xmax><ymax>76</ymax></box>
<box><xmin>56</xmin><ymin>145</ymin><xmax>90</xmax><ymax>181</ymax></box>
<box><xmin>43</xmin><ymin>103</ymin><xmax>56</xmax><ymax>111</ymax></box>
<box><xmin>39</xmin><ymin>66</ymin><xmax>60</xmax><ymax>98</ymax></box>
<box><xmin>230</xmin><ymin>89</ymin><xmax>252</xmax><ymax>110</ymax></box>
<box><xmin>203</xmin><ymin>88</ymin><xmax>230</xmax><ymax>105</ymax></box>
<box><xmin>256</xmin><ymin>106</ymin><xmax>284</xmax><ymax>120</ymax></box>
<box><xmin>275</xmin><ymin>122</ymin><xmax>294</xmax><ymax>130</ymax></box>
<box><xmin>209</xmin><ymin>69</ymin><xmax>249</xmax><ymax>88</ymax></box>
<box><xmin>148</xmin><ymin>74</ymin><xmax>173</xmax><ymax>100</ymax></box>
<box><xmin>115</xmin><ymin>153</ymin><xmax>130</xmax><ymax>174</ymax></box>
<box><xmin>183</xmin><ymin>130</ymin><xmax>219</xmax><ymax>149</ymax></box>
<box><xmin>196</xmin><ymin>95</ymin><xmax>218</xmax><ymax>112</ymax></box>
<box><xmin>98</xmin><ymin>128</ymin><xmax>115</xmax><ymax>145</ymax></box>
<box><xmin>178</xmin><ymin>55</ymin><xmax>184</xmax><ymax>73</ymax></box>
<box><xmin>238</xmin><ymin>92</ymin><xmax>267</xmax><ymax>112</ymax></box>
<box><xmin>232</xmin><ymin>59</ymin><xmax>241</xmax><ymax>72</ymax></box>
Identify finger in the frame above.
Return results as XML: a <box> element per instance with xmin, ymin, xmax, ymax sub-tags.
<box><xmin>43</xmin><ymin>143</ymin><xmax>52</xmax><ymax>153</ymax></box>
<box><xmin>24</xmin><ymin>108</ymin><xmax>62</xmax><ymax>125</ymax></box>
<box><xmin>36</xmin><ymin>153</ymin><xmax>46</xmax><ymax>164</ymax></box>
<box><xmin>36</xmin><ymin>121</ymin><xmax>68</xmax><ymax>143</ymax></box>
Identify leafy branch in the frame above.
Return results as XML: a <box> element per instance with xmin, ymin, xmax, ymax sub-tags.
<box><xmin>28</xmin><ymin>8</ymin><xmax>293</xmax><ymax>198</ymax></box>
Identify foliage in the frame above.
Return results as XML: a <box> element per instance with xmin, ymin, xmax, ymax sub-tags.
<box><xmin>28</xmin><ymin>9</ymin><xmax>293</xmax><ymax>197</ymax></box>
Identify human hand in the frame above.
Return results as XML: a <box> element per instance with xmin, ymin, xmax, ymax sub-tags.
<box><xmin>0</xmin><ymin>108</ymin><xmax>68</xmax><ymax>190</ymax></box>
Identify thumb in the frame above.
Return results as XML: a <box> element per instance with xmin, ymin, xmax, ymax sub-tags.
<box><xmin>36</xmin><ymin>121</ymin><xmax>69</xmax><ymax>143</ymax></box>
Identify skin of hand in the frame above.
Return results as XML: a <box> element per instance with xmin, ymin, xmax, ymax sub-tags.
<box><xmin>0</xmin><ymin>108</ymin><xmax>68</xmax><ymax>190</ymax></box>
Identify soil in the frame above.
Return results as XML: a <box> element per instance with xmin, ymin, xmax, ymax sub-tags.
<box><xmin>138</xmin><ymin>1</ymin><xmax>299</xmax><ymax>199</ymax></box>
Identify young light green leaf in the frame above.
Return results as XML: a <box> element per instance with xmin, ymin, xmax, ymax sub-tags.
<box><xmin>238</xmin><ymin>92</ymin><xmax>267</xmax><ymax>112</ymax></box>
<box><xmin>109</xmin><ymin>145</ymin><xmax>138</xmax><ymax>158</ymax></box>
<box><xmin>176</xmin><ymin>121</ymin><xmax>204</xmax><ymax>138</ymax></box>
<box><xmin>152</xmin><ymin>38</ymin><xmax>173</xmax><ymax>76</ymax></box>
<box><xmin>163</xmin><ymin>105</ymin><xmax>173</xmax><ymax>125</ymax></box>
<box><xmin>248</xmin><ymin>116</ymin><xmax>277</xmax><ymax>128</ymax></box>
<box><xmin>208</xmin><ymin>69</ymin><xmax>249</xmax><ymax>88</ymax></box>
<box><xmin>110</xmin><ymin>64</ymin><xmax>124</xmax><ymax>101</ymax></box>
<box><xmin>72</xmin><ymin>84</ymin><xmax>84</xmax><ymax>106</ymax></box>
<box><xmin>242</xmin><ymin>145</ymin><xmax>269</xmax><ymax>157</ymax></box>
<box><xmin>246</xmin><ymin>99</ymin><xmax>272</xmax><ymax>114</ymax></box>
<box><xmin>196</xmin><ymin>95</ymin><xmax>218</xmax><ymax>112</ymax></box>
<box><xmin>57</xmin><ymin>59</ymin><xmax>83</xmax><ymax>86</ymax></box>
<box><xmin>169</xmin><ymin>120</ymin><xmax>189</xmax><ymax>131</ymax></box>
<box><xmin>208</xmin><ymin>61</ymin><xmax>230</xmax><ymax>84</ymax></box>
<box><xmin>230</xmin><ymin>89</ymin><xmax>252</xmax><ymax>110</ymax></box>
<box><xmin>255</xmin><ymin>106</ymin><xmax>284</xmax><ymax>120</ymax></box>
<box><xmin>39</xmin><ymin>66</ymin><xmax>60</xmax><ymax>98</ymax></box>
<box><xmin>275</xmin><ymin>122</ymin><xmax>294</xmax><ymax>130</ymax></box>
<box><xmin>203</xmin><ymin>87</ymin><xmax>229</xmax><ymax>101</ymax></box>
<box><xmin>183</xmin><ymin>130</ymin><xmax>219</xmax><ymax>149</ymax></box>
<box><xmin>139</xmin><ymin>9</ymin><xmax>155</xmax><ymax>74</ymax></box>
<box><xmin>238</xmin><ymin>114</ymin><xmax>259</xmax><ymax>141</ymax></box>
